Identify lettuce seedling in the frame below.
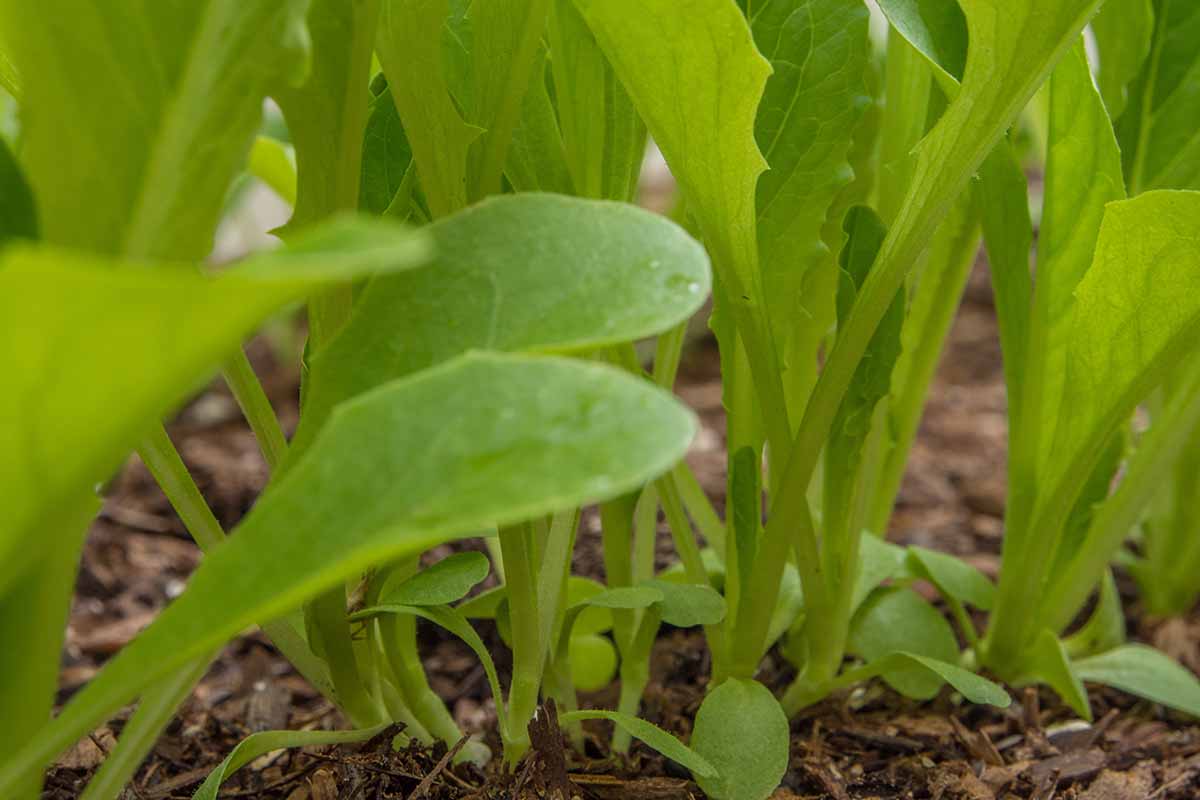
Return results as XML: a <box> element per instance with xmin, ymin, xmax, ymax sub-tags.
<box><xmin>573</xmin><ymin>0</ymin><xmax>1105</xmax><ymax>768</ymax></box>
<box><xmin>975</xmin><ymin>31</ymin><xmax>1200</xmax><ymax>717</ymax></box>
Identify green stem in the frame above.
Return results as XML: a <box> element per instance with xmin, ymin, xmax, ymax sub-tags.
<box><xmin>611</xmin><ymin>609</ymin><xmax>659</xmax><ymax>753</ymax></box>
<box><xmin>499</xmin><ymin>523</ymin><xmax>541</xmax><ymax>763</ymax></box>
<box><xmin>306</xmin><ymin>587</ymin><xmax>382</xmax><ymax>726</ymax></box>
<box><xmin>673</xmin><ymin>461</ymin><xmax>725</xmax><ymax>553</ymax></box>
<box><xmin>137</xmin><ymin>425</ymin><xmax>225</xmax><ymax>551</ymax></box>
<box><xmin>222</xmin><ymin>350</ymin><xmax>288</xmax><ymax>472</ymax></box>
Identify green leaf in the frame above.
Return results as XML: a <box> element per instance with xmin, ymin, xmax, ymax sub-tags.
<box><xmin>1117</xmin><ymin>0</ymin><xmax>1200</xmax><ymax>192</ymax></box>
<box><xmin>0</xmin><ymin>354</ymin><xmax>696</xmax><ymax>788</ymax></box>
<box><xmin>291</xmin><ymin>194</ymin><xmax>711</xmax><ymax>457</ymax></box>
<box><xmin>1016</xmin><ymin>629</ymin><xmax>1090</xmax><ymax>719</ymax></box>
<box><xmin>906</xmin><ymin>547</ymin><xmax>995</xmax><ymax>611</ymax></box>
<box><xmin>457</xmin><ymin>585</ymin><xmax>507</xmax><ymax>619</ymax></box>
<box><xmin>500</xmin><ymin>49</ymin><xmax>574</xmax><ymax>195</ymax></box>
<box><xmin>568</xmin><ymin>634</ymin><xmax>618</xmax><ymax>691</ymax></box>
<box><xmin>548</xmin><ymin>0</ymin><xmax>646</xmax><ymax>201</ymax></box>
<box><xmin>355</xmin><ymin>606</ymin><xmax>506</xmax><ymax>734</ymax></box>
<box><xmin>273</xmin><ymin>0</ymin><xmax>379</xmax><ymax>231</ymax></box>
<box><xmin>1075</xmin><ymin>644</ymin><xmax>1200</xmax><ymax>718</ymax></box>
<box><xmin>560</xmin><ymin>710</ymin><xmax>718</xmax><ymax>778</ymax></box>
<box><xmin>191</xmin><ymin>725</ymin><xmax>390</xmax><ymax>800</ymax></box>
<box><xmin>851</xmin><ymin>532</ymin><xmax>908</xmax><ymax>614</ymax></box>
<box><xmin>1041</xmin><ymin>191</ymin><xmax>1200</xmax><ymax>509</ymax></box>
<box><xmin>874</xmin><ymin>0</ymin><xmax>968</xmax><ymax>87</ymax></box>
<box><xmin>0</xmin><ymin>134</ymin><xmax>35</xmax><ymax>242</ymax></box>
<box><xmin>1</xmin><ymin>0</ymin><xmax>310</xmax><ymax>258</ymax></box>
<box><xmin>381</xmin><ymin>552</ymin><xmax>491</xmax><ymax>606</ymax></box>
<box><xmin>1091</xmin><ymin>0</ymin><xmax>1155</xmax><ymax>118</ymax></box>
<box><xmin>825</xmin><ymin>206</ymin><xmax>902</xmax><ymax>544</ymax></box>
<box><xmin>1031</xmin><ymin>41</ymin><xmax>1127</xmax><ymax>482</ymax></box>
<box><xmin>849</xmin><ymin>587</ymin><xmax>959</xmax><ymax>699</ymax></box>
<box><xmin>0</xmin><ymin>219</ymin><xmax>428</xmax><ymax>591</ymax></box>
<box><xmin>979</xmin><ymin>141</ymin><xmax>1033</xmax><ymax>433</ymax></box>
<box><xmin>376</xmin><ymin>0</ymin><xmax>482</xmax><ymax>217</ymax></box>
<box><xmin>567</xmin><ymin>577</ymin><xmax>653</xmax><ymax>637</ymax></box>
<box><xmin>355</xmin><ymin>602</ymin><xmax>509</xmax><ymax>733</ymax></box>
<box><xmin>644</xmin><ymin>580</ymin><xmax>727</xmax><ymax>628</ymax></box>
<box><xmin>359</xmin><ymin>81</ymin><xmax>414</xmax><ymax>215</ymax></box>
<box><xmin>849</xmin><ymin>652</ymin><xmax>1011</xmax><ymax>708</ymax></box>
<box><xmin>750</xmin><ymin>0</ymin><xmax>871</xmax><ymax>378</ymax></box>
<box><xmin>576</xmin><ymin>0</ymin><xmax>767</xmax><ymax>292</ymax></box>
<box><xmin>249</xmin><ymin>136</ymin><xmax>299</xmax><ymax>207</ymax></box>
<box><xmin>691</xmin><ymin>679</ymin><xmax>789</xmax><ymax>800</ymax></box>
<box><xmin>1063</xmin><ymin>571</ymin><xmax>1126</xmax><ymax>659</ymax></box>
<box><xmin>576</xmin><ymin>0</ymin><xmax>790</xmax><ymax>456</ymax></box>
<box><xmin>461</xmin><ymin>0</ymin><xmax>553</xmax><ymax>199</ymax></box>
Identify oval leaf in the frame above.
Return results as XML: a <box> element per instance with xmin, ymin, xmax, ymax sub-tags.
<box><xmin>849</xmin><ymin>586</ymin><xmax>960</xmax><ymax>700</ymax></box>
<box><xmin>568</xmin><ymin>634</ymin><xmax>618</xmax><ymax>692</ymax></box>
<box><xmin>4</xmin><ymin>354</ymin><xmax>695</xmax><ymax>786</ymax></box>
<box><xmin>1075</xmin><ymin>644</ymin><xmax>1200</xmax><ymax>718</ymax></box>
<box><xmin>691</xmin><ymin>679</ymin><xmax>789</xmax><ymax>800</ymax></box>
<box><xmin>645</xmin><ymin>580</ymin><xmax>727</xmax><ymax>628</ymax></box>
<box><xmin>292</xmin><ymin>193</ymin><xmax>711</xmax><ymax>456</ymax></box>
<box><xmin>382</xmin><ymin>552</ymin><xmax>491</xmax><ymax>607</ymax></box>
<box><xmin>906</xmin><ymin>546</ymin><xmax>995</xmax><ymax>610</ymax></box>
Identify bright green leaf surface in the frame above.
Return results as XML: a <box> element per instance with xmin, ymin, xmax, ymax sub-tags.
<box><xmin>548</xmin><ymin>0</ymin><xmax>645</xmax><ymax>202</ymax></box>
<box><xmin>1</xmin><ymin>0</ymin><xmax>310</xmax><ymax>259</ymax></box>
<box><xmin>382</xmin><ymin>552</ymin><xmax>490</xmax><ymax>607</ymax></box>
<box><xmin>503</xmin><ymin>50</ymin><xmax>574</xmax><ymax>195</ymax></box>
<box><xmin>560</xmin><ymin>710</ymin><xmax>718</xmax><ymax>778</ymax></box>
<box><xmin>1</xmin><ymin>354</ymin><xmax>696</xmax><ymax>787</ymax></box>
<box><xmin>577</xmin><ymin>0</ymin><xmax>768</xmax><ymax>288</ymax></box>
<box><xmin>692</xmin><ymin>679</ymin><xmax>789</xmax><ymax>800</ymax></box>
<box><xmin>1017</xmin><ymin>629</ymin><xmax>1090</xmax><ymax>719</ymax></box>
<box><xmin>1042</xmin><ymin>191</ymin><xmax>1200</xmax><ymax>507</ymax></box>
<box><xmin>851</xmin><ymin>533</ymin><xmax>908</xmax><ymax>614</ymax></box>
<box><xmin>1075</xmin><ymin>644</ymin><xmax>1200</xmax><ymax>718</ymax></box>
<box><xmin>1031</xmin><ymin>41</ymin><xmax>1127</xmax><ymax>481</ymax></box>
<box><xmin>750</xmin><ymin>0</ymin><xmax>871</xmax><ymax>370</ymax></box>
<box><xmin>274</xmin><ymin>0</ymin><xmax>379</xmax><ymax>230</ymax></box>
<box><xmin>291</xmin><ymin>194</ymin><xmax>711</xmax><ymax>456</ymax></box>
<box><xmin>568</xmin><ymin>634</ymin><xmax>618</xmax><ymax>691</ymax></box>
<box><xmin>0</xmin><ymin>218</ymin><xmax>427</xmax><ymax>591</ymax></box>
<box><xmin>849</xmin><ymin>587</ymin><xmax>959</xmax><ymax>699</ymax></box>
<box><xmin>192</xmin><ymin>725</ymin><xmax>390</xmax><ymax>800</ymax></box>
<box><xmin>462</xmin><ymin>0</ymin><xmax>552</xmax><ymax>199</ymax></box>
<box><xmin>853</xmin><ymin>652</ymin><xmax>1011</xmax><ymax>708</ymax></box>
<box><xmin>906</xmin><ymin>547</ymin><xmax>995</xmax><ymax>610</ymax></box>
<box><xmin>645</xmin><ymin>580</ymin><xmax>727</xmax><ymax>628</ymax></box>
<box><xmin>376</xmin><ymin>0</ymin><xmax>482</xmax><ymax>217</ymax></box>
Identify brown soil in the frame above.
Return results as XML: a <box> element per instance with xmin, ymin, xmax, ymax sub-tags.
<box><xmin>48</xmin><ymin>265</ymin><xmax>1200</xmax><ymax>798</ymax></box>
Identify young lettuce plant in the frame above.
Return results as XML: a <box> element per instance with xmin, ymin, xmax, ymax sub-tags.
<box><xmin>570</xmin><ymin>1</ymin><xmax>1102</xmax><ymax>777</ymax></box>
<box><xmin>1099</xmin><ymin>0</ymin><xmax>1200</xmax><ymax>617</ymax></box>
<box><xmin>975</xmin><ymin>32</ymin><xmax>1200</xmax><ymax>718</ymax></box>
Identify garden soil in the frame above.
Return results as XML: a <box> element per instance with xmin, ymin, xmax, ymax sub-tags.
<box><xmin>47</xmin><ymin>263</ymin><xmax>1200</xmax><ymax>799</ymax></box>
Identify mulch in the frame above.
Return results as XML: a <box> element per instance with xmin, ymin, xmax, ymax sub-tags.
<box><xmin>46</xmin><ymin>263</ymin><xmax>1200</xmax><ymax>798</ymax></box>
